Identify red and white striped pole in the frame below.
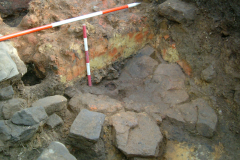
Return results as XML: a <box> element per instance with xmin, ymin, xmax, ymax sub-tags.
<box><xmin>83</xmin><ymin>24</ymin><xmax>92</xmax><ymax>86</ymax></box>
<box><xmin>0</xmin><ymin>3</ymin><xmax>140</xmax><ymax>42</ymax></box>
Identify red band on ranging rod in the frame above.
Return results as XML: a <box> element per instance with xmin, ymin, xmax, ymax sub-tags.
<box><xmin>102</xmin><ymin>5</ymin><xmax>129</xmax><ymax>14</ymax></box>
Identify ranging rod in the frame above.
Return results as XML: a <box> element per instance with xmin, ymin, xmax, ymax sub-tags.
<box><xmin>0</xmin><ymin>3</ymin><xmax>141</xmax><ymax>42</ymax></box>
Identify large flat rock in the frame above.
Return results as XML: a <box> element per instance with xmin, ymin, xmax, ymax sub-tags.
<box><xmin>68</xmin><ymin>109</ymin><xmax>105</xmax><ymax>148</ymax></box>
<box><xmin>112</xmin><ymin>112</ymin><xmax>163</xmax><ymax>158</ymax></box>
<box><xmin>37</xmin><ymin>141</ymin><xmax>77</xmax><ymax>160</ymax></box>
<box><xmin>31</xmin><ymin>95</ymin><xmax>67</xmax><ymax>115</ymax></box>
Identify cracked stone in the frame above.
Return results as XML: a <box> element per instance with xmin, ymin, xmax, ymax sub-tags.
<box><xmin>112</xmin><ymin>112</ymin><xmax>163</xmax><ymax>158</ymax></box>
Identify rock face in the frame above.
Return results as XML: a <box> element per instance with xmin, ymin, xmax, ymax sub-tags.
<box><xmin>46</xmin><ymin>113</ymin><xmax>63</xmax><ymax>129</ymax></box>
<box><xmin>158</xmin><ymin>0</ymin><xmax>197</xmax><ymax>24</ymax></box>
<box><xmin>111</xmin><ymin>112</ymin><xmax>164</xmax><ymax>158</ymax></box>
<box><xmin>0</xmin><ymin>41</ymin><xmax>19</xmax><ymax>82</ymax></box>
<box><xmin>0</xmin><ymin>86</ymin><xmax>14</xmax><ymax>100</ymax></box>
<box><xmin>69</xmin><ymin>93</ymin><xmax>123</xmax><ymax>115</ymax></box>
<box><xmin>37</xmin><ymin>141</ymin><xmax>77</xmax><ymax>160</ymax></box>
<box><xmin>68</xmin><ymin>109</ymin><xmax>105</xmax><ymax>148</ymax></box>
<box><xmin>31</xmin><ymin>95</ymin><xmax>67</xmax><ymax>115</ymax></box>
<box><xmin>0</xmin><ymin>39</ymin><xmax>27</xmax><ymax>76</ymax></box>
<box><xmin>11</xmin><ymin>106</ymin><xmax>48</xmax><ymax>126</ymax></box>
<box><xmin>2</xmin><ymin>98</ymin><xmax>27</xmax><ymax>120</ymax></box>
<box><xmin>0</xmin><ymin>120</ymin><xmax>39</xmax><ymax>144</ymax></box>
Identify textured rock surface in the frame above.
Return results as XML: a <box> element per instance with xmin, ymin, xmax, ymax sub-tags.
<box><xmin>112</xmin><ymin>112</ymin><xmax>163</xmax><ymax>158</ymax></box>
<box><xmin>31</xmin><ymin>95</ymin><xmax>67</xmax><ymax>115</ymax></box>
<box><xmin>68</xmin><ymin>109</ymin><xmax>105</xmax><ymax>148</ymax></box>
<box><xmin>2</xmin><ymin>98</ymin><xmax>27</xmax><ymax>120</ymax></box>
<box><xmin>0</xmin><ymin>41</ymin><xmax>19</xmax><ymax>82</ymax></box>
<box><xmin>11</xmin><ymin>106</ymin><xmax>48</xmax><ymax>126</ymax></box>
<box><xmin>69</xmin><ymin>93</ymin><xmax>123</xmax><ymax>115</ymax></box>
<box><xmin>37</xmin><ymin>141</ymin><xmax>77</xmax><ymax>160</ymax></box>
<box><xmin>158</xmin><ymin>0</ymin><xmax>197</xmax><ymax>24</ymax></box>
<box><xmin>46</xmin><ymin>113</ymin><xmax>63</xmax><ymax>129</ymax></box>
<box><xmin>0</xmin><ymin>120</ymin><xmax>39</xmax><ymax>144</ymax></box>
<box><xmin>0</xmin><ymin>86</ymin><xmax>14</xmax><ymax>100</ymax></box>
<box><xmin>0</xmin><ymin>38</ymin><xmax>27</xmax><ymax>76</ymax></box>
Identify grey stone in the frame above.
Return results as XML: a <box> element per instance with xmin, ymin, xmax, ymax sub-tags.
<box><xmin>111</xmin><ymin>112</ymin><xmax>138</xmax><ymax>147</ymax></box>
<box><xmin>2</xmin><ymin>98</ymin><xmax>26</xmax><ymax>119</ymax></box>
<box><xmin>125</xmin><ymin>56</ymin><xmax>158</xmax><ymax>79</ymax></box>
<box><xmin>0</xmin><ymin>38</ymin><xmax>27</xmax><ymax>77</ymax></box>
<box><xmin>135</xmin><ymin>45</ymin><xmax>155</xmax><ymax>58</ymax></box>
<box><xmin>11</xmin><ymin>106</ymin><xmax>48</xmax><ymax>126</ymax></box>
<box><xmin>68</xmin><ymin>109</ymin><xmax>105</xmax><ymax>148</ymax></box>
<box><xmin>193</xmin><ymin>98</ymin><xmax>218</xmax><ymax>138</ymax></box>
<box><xmin>0</xmin><ymin>103</ymin><xmax>3</xmax><ymax>120</ymax></box>
<box><xmin>69</xmin><ymin>93</ymin><xmax>123</xmax><ymax>115</ymax></box>
<box><xmin>0</xmin><ymin>86</ymin><xmax>14</xmax><ymax>100</ymax></box>
<box><xmin>0</xmin><ymin>41</ymin><xmax>19</xmax><ymax>82</ymax></box>
<box><xmin>64</xmin><ymin>86</ymin><xmax>80</xmax><ymax>99</ymax></box>
<box><xmin>175</xmin><ymin>102</ymin><xmax>198</xmax><ymax>131</ymax></box>
<box><xmin>162</xmin><ymin>90</ymin><xmax>189</xmax><ymax>104</ymax></box>
<box><xmin>112</xmin><ymin>112</ymin><xmax>163</xmax><ymax>158</ymax></box>
<box><xmin>158</xmin><ymin>0</ymin><xmax>197</xmax><ymax>24</ymax></box>
<box><xmin>153</xmin><ymin>64</ymin><xmax>185</xmax><ymax>81</ymax></box>
<box><xmin>37</xmin><ymin>141</ymin><xmax>77</xmax><ymax>160</ymax></box>
<box><xmin>46</xmin><ymin>113</ymin><xmax>63</xmax><ymax>129</ymax></box>
<box><xmin>0</xmin><ymin>120</ymin><xmax>39</xmax><ymax>144</ymax></box>
<box><xmin>201</xmin><ymin>65</ymin><xmax>217</xmax><ymax>82</ymax></box>
<box><xmin>31</xmin><ymin>95</ymin><xmax>67</xmax><ymax>115</ymax></box>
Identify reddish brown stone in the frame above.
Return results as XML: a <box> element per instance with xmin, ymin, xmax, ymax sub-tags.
<box><xmin>177</xmin><ymin>60</ymin><xmax>192</xmax><ymax>76</ymax></box>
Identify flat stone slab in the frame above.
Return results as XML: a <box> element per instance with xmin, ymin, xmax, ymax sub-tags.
<box><xmin>31</xmin><ymin>95</ymin><xmax>67</xmax><ymax>115</ymax></box>
<box><xmin>2</xmin><ymin>98</ymin><xmax>27</xmax><ymax>120</ymax></box>
<box><xmin>162</xmin><ymin>90</ymin><xmax>189</xmax><ymax>104</ymax></box>
<box><xmin>37</xmin><ymin>141</ymin><xmax>77</xmax><ymax>160</ymax></box>
<box><xmin>11</xmin><ymin>106</ymin><xmax>48</xmax><ymax>126</ymax></box>
<box><xmin>46</xmin><ymin>113</ymin><xmax>63</xmax><ymax>129</ymax></box>
<box><xmin>112</xmin><ymin>112</ymin><xmax>163</xmax><ymax>158</ymax></box>
<box><xmin>68</xmin><ymin>109</ymin><xmax>105</xmax><ymax>148</ymax></box>
<box><xmin>69</xmin><ymin>93</ymin><xmax>123</xmax><ymax>115</ymax></box>
<box><xmin>0</xmin><ymin>86</ymin><xmax>14</xmax><ymax>100</ymax></box>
